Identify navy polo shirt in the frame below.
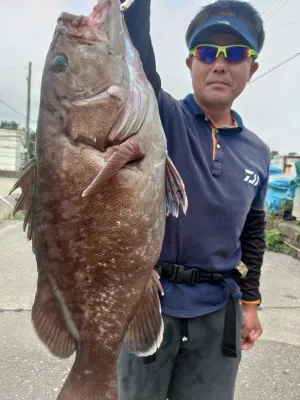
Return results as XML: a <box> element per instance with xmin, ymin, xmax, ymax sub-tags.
<box><xmin>157</xmin><ymin>90</ymin><xmax>270</xmax><ymax>319</ymax></box>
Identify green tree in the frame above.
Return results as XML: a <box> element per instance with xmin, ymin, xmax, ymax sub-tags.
<box><xmin>0</xmin><ymin>120</ymin><xmax>36</xmax><ymax>160</ymax></box>
<box><xmin>271</xmin><ymin>150</ymin><xmax>279</xmax><ymax>159</ymax></box>
<box><xmin>0</xmin><ymin>120</ymin><xmax>20</xmax><ymax>130</ymax></box>
<box><xmin>28</xmin><ymin>130</ymin><xmax>36</xmax><ymax>160</ymax></box>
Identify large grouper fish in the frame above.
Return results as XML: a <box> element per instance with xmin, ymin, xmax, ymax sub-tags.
<box><xmin>10</xmin><ymin>0</ymin><xmax>187</xmax><ymax>399</ymax></box>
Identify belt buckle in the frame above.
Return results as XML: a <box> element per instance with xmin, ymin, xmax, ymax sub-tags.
<box><xmin>170</xmin><ymin>264</ymin><xmax>180</xmax><ymax>281</ymax></box>
<box><xmin>169</xmin><ymin>264</ymin><xmax>200</xmax><ymax>285</ymax></box>
<box><xmin>178</xmin><ymin>266</ymin><xmax>199</xmax><ymax>285</ymax></box>
<box><xmin>189</xmin><ymin>268</ymin><xmax>199</xmax><ymax>285</ymax></box>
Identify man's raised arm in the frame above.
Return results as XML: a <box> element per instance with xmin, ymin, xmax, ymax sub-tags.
<box><xmin>121</xmin><ymin>0</ymin><xmax>161</xmax><ymax>97</ymax></box>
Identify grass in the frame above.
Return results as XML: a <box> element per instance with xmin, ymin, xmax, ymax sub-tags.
<box><xmin>11</xmin><ymin>211</ymin><xmax>25</xmax><ymax>221</ymax></box>
<box><xmin>265</xmin><ymin>229</ymin><xmax>289</xmax><ymax>253</ymax></box>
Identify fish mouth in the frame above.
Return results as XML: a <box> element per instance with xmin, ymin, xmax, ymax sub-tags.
<box><xmin>57</xmin><ymin>1</ymin><xmax>112</xmax><ymax>44</ymax></box>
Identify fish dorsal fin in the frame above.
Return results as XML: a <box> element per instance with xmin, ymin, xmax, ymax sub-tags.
<box><xmin>9</xmin><ymin>158</ymin><xmax>37</xmax><ymax>245</ymax></box>
<box><xmin>124</xmin><ymin>270</ymin><xmax>164</xmax><ymax>356</ymax></box>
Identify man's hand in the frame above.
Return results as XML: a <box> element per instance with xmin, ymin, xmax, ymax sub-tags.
<box><xmin>241</xmin><ymin>303</ymin><xmax>263</xmax><ymax>350</ymax></box>
<box><xmin>120</xmin><ymin>0</ymin><xmax>135</xmax><ymax>11</ymax></box>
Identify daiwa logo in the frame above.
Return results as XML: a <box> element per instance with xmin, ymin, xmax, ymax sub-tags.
<box><xmin>217</xmin><ymin>20</ymin><xmax>231</xmax><ymax>26</ymax></box>
<box><xmin>244</xmin><ymin>169</ymin><xmax>259</xmax><ymax>186</ymax></box>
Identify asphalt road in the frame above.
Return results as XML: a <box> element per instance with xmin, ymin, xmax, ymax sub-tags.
<box><xmin>1</xmin><ymin>220</ymin><xmax>300</xmax><ymax>400</ymax></box>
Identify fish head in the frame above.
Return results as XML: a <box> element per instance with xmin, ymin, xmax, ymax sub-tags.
<box><xmin>40</xmin><ymin>0</ymin><xmax>130</xmax><ymax>151</ymax></box>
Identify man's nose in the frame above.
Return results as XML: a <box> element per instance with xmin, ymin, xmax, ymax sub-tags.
<box><xmin>212</xmin><ymin>53</ymin><xmax>228</xmax><ymax>74</ymax></box>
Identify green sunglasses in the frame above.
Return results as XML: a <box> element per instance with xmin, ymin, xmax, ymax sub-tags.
<box><xmin>189</xmin><ymin>44</ymin><xmax>257</xmax><ymax>64</ymax></box>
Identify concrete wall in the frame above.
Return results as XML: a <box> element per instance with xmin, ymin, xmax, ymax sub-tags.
<box><xmin>0</xmin><ymin>129</ymin><xmax>26</xmax><ymax>173</ymax></box>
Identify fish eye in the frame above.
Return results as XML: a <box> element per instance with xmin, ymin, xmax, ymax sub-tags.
<box><xmin>52</xmin><ymin>55</ymin><xmax>68</xmax><ymax>70</ymax></box>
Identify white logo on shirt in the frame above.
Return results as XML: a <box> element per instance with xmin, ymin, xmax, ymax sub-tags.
<box><xmin>244</xmin><ymin>169</ymin><xmax>259</xmax><ymax>186</ymax></box>
<box><xmin>217</xmin><ymin>21</ymin><xmax>231</xmax><ymax>26</ymax></box>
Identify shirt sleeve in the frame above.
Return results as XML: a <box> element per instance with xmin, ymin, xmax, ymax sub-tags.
<box><xmin>251</xmin><ymin>176</ymin><xmax>269</xmax><ymax>210</ymax></box>
<box><xmin>251</xmin><ymin>147</ymin><xmax>271</xmax><ymax>210</ymax></box>
<box><xmin>239</xmin><ymin>209</ymin><xmax>266</xmax><ymax>304</ymax></box>
<box><xmin>239</xmin><ymin>144</ymin><xmax>270</xmax><ymax>303</ymax></box>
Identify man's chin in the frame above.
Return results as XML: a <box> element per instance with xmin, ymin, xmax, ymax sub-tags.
<box><xmin>200</xmin><ymin>94</ymin><xmax>233</xmax><ymax>107</ymax></box>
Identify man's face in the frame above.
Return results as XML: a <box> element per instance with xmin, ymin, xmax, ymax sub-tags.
<box><xmin>186</xmin><ymin>34</ymin><xmax>259</xmax><ymax>108</ymax></box>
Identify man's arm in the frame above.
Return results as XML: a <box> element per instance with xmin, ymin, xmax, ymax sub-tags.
<box><xmin>238</xmin><ymin>156</ymin><xmax>270</xmax><ymax>350</ymax></box>
<box><xmin>121</xmin><ymin>0</ymin><xmax>161</xmax><ymax>97</ymax></box>
<box><xmin>238</xmin><ymin>208</ymin><xmax>266</xmax><ymax>350</ymax></box>
<box><xmin>239</xmin><ymin>208</ymin><xmax>266</xmax><ymax>305</ymax></box>
<box><xmin>238</xmin><ymin>149</ymin><xmax>270</xmax><ymax>305</ymax></box>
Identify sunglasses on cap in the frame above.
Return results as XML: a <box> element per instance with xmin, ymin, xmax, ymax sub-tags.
<box><xmin>189</xmin><ymin>44</ymin><xmax>257</xmax><ymax>64</ymax></box>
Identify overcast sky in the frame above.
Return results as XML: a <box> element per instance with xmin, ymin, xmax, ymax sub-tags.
<box><xmin>0</xmin><ymin>0</ymin><xmax>299</xmax><ymax>154</ymax></box>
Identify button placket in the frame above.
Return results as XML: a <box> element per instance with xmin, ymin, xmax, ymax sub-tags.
<box><xmin>215</xmin><ymin>129</ymin><xmax>220</xmax><ymax>151</ymax></box>
<box><xmin>212</xmin><ymin>128</ymin><xmax>223</xmax><ymax>177</ymax></box>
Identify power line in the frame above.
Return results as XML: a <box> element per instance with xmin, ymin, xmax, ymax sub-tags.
<box><xmin>0</xmin><ymin>66</ymin><xmax>27</xmax><ymax>69</ymax></box>
<box><xmin>259</xmin><ymin>0</ymin><xmax>276</xmax><ymax>15</ymax></box>
<box><xmin>263</xmin><ymin>0</ymin><xmax>287</xmax><ymax>18</ymax></box>
<box><xmin>265</xmin><ymin>0</ymin><xmax>292</xmax><ymax>23</ymax></box>
<box><xmin>0</xmin><ymin>99</ymin><xmax>26</xmax><ymax>118</ymax></box>
<box><xmin>248</xmin><ymin>50</ymin><xmax>300</xmax><ymax>85</ymax></box>
<box><xmin>283</xmin><ymin>20</ymin><xmax>299</xmax><ymax>25</ymax></box>
<box><xmin>0</xmin><ymin>98</ymin><xmax>37</xmax><ymax>124</ymax></box>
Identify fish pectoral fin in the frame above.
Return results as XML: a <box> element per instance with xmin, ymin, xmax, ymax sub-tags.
<box><xmin>9</xmin><ymin>158</ymin><xmax>36</xmax><ymax>242</ymax></box>
<box><xmin>82</xmin><ymin>139</ymin><xmax>145</xmax><ymax>197</ymax></box>
<box><xmin>165</xmin><ymin>154</ymin><xmax>188</xmax><ymax>218</ymax></box>
<box><xmin>124</xmin><ymin>270</ymin><xmax>164</xmax><ymax>357</ymax></box>
<box><xmin>32</xmin><ymin>272</ymin><xmax>75</xmax><ymax>359</ymax></box>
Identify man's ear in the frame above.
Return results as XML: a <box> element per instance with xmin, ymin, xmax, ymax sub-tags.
<box><xmin>186</xmin><ymin>56</ymin><xmax>193</xmax><ymax>71</ymax></box>
<box><xmin>249</xmin><ymin>61</ymin><xmax>259</xmax><ymax>81</ymax></box>
<box><xmin>186</xmin><ymin>57</ymin><xmax>193</xmax><ymax>77</ymax></box>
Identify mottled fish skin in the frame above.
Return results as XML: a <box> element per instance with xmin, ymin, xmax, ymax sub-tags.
<box><xmin>10</xmin><ymin>1</ymin><xmax>186</xmax><ymax>399</ymax></box>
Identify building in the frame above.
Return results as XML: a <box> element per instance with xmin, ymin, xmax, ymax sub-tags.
<box><xmin>271</xmin><ymin>155</ymin><xmax>300</xmax><ymax>176</ymax></box>
<box><xmin>0</xmin><ymin>128</ymin><xmax>26</xmax><ymax>174</ymax></box>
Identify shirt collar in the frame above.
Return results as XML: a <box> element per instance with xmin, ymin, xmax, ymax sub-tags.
<box><xmin>183</xmin><ymin>93</ymin><xmax>244</xmax><ymax>132</ymax></box>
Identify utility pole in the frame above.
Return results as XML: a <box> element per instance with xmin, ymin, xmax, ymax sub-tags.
<box><xmin>25</xmin><ymin>61</ymin><xmax>32</xmax><ymax>159</ymax></box>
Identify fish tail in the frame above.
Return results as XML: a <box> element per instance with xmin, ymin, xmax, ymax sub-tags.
<box><xmin>57</xmin><ymin>369</ymin><xmax>117</xmax><ymax>400</ymax></box>
<box><xmin>165</xmin><ymin>154</ymin><xmax>188</xmax><ymax>217</ymax></box>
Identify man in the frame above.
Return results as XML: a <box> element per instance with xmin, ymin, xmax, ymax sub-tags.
<box><xmin>118</xmin><ymin>1</ymin><xmax>270</xmax><ymax>399</ymax></box>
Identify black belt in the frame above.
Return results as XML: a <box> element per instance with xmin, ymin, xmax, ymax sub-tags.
<box><xmin>155</xmin><ymin>262</ymin><xmax>236</xmax><ymax>286</ymax></box>
<box><xmin>154</xmin><ymin>262</ymin><xmax>239</xmax><ymax>359</ymax></box>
